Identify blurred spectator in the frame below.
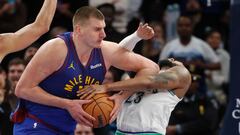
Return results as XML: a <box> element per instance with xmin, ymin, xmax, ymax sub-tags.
<box><xmin>0</xmin><ymin>0</ymin><xmax>27</xmax><ymax>33</ymax></box>
<box><xmin>0</xmin><ymin>58</ymin><xmax>26</xmax><ymax>135</ymax></box>
<box><xmin>52</xmin><ymin>0</ymin><xmax>88</xmax><ymax>30</ymax></box>
<box><xmin>49</xmin><ymin>26</ymin><xmax>67</xmax><ymax>39</ymax></box>
<box><xmin>141</xmin><ymin>21</ymin><xmax>166</xmax><ymax>63</ymax></box>
<box><xmin>52</xmin><ymin>0</ymin><xmax>73</xmax><ymax>30</ymax></box>
<box><xmin>139</xmin><ymin>0</ymin><xmax>167</xmax><ymax>23</ymax></box>
<box><xmin>23</xmin><ymin>43</ymin><xmax>39</xmax><ymax>64</ymax></box>
<box><xmin>6</xmin><ymin>58</ymin><xmax>26</xmax><ymax>111</ymax></box>
<box><xmin>183</xmin><ymin>0</ymin><xmax>205</xmax><ymax>39</ymax></box>
<box><xmin>90</xmin><ymin>0</ymin><xmax>142</xmax><ymax>33</ymax></box>
<box><xmin>164</xmin><ymin>3</ymin><xmax>180</xmax><ymax>41</ymax></box>
<box><xmin>205</xmin><ymin>29</ymin><xmax>230</xmax><ymax>121</ymax></box>
<box><xmin>0</xmin><ymin>89</ymin><xmax>12</xmax><ymax>135</ymax></box>
<box><xmin>0</xmin><ymin>66</ymin><xmax>12</xmax><ymax>135</ymax></box>
<box><xmin>205</xmin><ymin>30</ymin><xmax>230</xmax><ymax>93</ymax></box>
<box><xmin>167</xmin><ymin>72</ymin><xmax>219</xmax><ymax>135</ymax></box>
<box><xmin>218</xmin><ymin>9</ymin><xmax>230</xmax><ymax>51</ymax></box>
<box><xmin>74</xmin><ymin>123</ymin><xmax>94</xmax><ymax>135</ymax></box>
<box><xmin>0</xmin><ymin>67</ymin><xmax>7</xmax><ymax>90</ymax></box>
<box><xmin>103</xmin><ymin>68</ymin><xmax>118</xmax><ymax>84</ymax></box>
<box><xmin>97</xmin><ymin>3</ymin><xmax>125</xmax><ymax>43</ymax></box>
<box><xmin>160</xmin><ymin>15</ymin><xmax>220</xmax><ymax>94</ymax></box>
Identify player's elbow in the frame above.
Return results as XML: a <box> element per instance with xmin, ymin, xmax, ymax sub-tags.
<box><xmin>144</xmin><ymin>75</ymin><xmax>157</xmax><ymax>89</ymax></box>
<box><xmin>15</xmin><ymin>82</ymin><xmax>26</xmax><ymax>98</ymax></box>
<box><xmin>33</xmin><ymin>22</ymin><xmax>50</xmax><ymax>34</ymax></box>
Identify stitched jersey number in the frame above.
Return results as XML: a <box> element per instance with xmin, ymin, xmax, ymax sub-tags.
<box><xmin>125</xmin><ymin>92</ymin><xmax>145</xmax><ymax>104</ymax></box>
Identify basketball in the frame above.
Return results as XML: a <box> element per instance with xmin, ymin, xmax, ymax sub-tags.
<box><xmin>82</xmin><ymin>93</ymin><xmax>114</xmax><ymax>128</ymax></box>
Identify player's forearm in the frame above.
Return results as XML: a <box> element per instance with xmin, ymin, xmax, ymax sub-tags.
<box><xmin>8</xmin><ymin>0</ymin><xmax>57</xmax><ymax>53</ymax></box>
<box><xmin>119</xmin><ymin>32</ymin><xmax>141</xmax><ymax>51</ymax></box>
<box><xmin>33</xmin><ymin>0</ymin><xmax>57</xmax><ymax>31</ymax></box>
<box><xmin>15</xmin><ymin>86</ymin><xmax>70</xmax><ymax>109</ymax></box>
<box><xmin>105</xmin><ymin>76</ymin><xmax>153</xmax><ymax>92</ymax></box>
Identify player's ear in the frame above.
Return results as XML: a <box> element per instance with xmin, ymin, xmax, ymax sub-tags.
<box><xmin>73</xmin><ymin>24</ymin><xmax>81</xmax><ymax>34</ymax></box>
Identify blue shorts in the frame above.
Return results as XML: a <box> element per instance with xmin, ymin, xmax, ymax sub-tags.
<box><xmin>13</xmin><ymin>117</ymin><xmax>74</xmax><ymax>135</ymax></box>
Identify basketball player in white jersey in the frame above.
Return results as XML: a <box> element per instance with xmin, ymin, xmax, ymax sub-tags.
<box><xmin>0</xmin><ymin>0</ymin><xmax>57</xmax><ymax>62</ymax></box>
<box><xmin>79</xmin><ymin>59</ymin><xmax>191</xmax><ymax>135</ymax></box>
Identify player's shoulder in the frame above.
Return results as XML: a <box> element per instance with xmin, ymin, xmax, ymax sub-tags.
<box><xmin>38</xmin><ymin>38</ymin><xmax>67</xmax><ymax>55</ymax></box>
<box><xmin>101</xmin><ymin>40</ymin><xmax>121</xmax><ymax>52</ymax></box>
<box><xmin>42</xmin><ymin>38</ymin><xmax>66</xmax><ymax>48</ymax></box>
<box><xmin>102</xmin><ymin>40</ymin><xmax>118</xmax><ymax>47</ymax></box>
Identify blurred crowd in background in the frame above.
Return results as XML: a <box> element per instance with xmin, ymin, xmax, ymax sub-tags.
<box><xmin>0</xmin><ymin>0</ymin><xmax>230</xmax><ymax>135</ymax></box>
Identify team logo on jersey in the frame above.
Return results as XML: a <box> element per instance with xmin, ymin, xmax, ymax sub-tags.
<box><xmin>90</xmin><ymin>63</ymin><xmax>102</xmax><ymax>70</ymax></box>
<box><xmin>68</xmin><ymin>61</ymin><xmax>75</xmax><ymax>70</ymax></box>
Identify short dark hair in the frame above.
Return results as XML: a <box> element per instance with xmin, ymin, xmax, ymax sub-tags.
<box><xmin>158</xmin><ymin>59</ymin><xmax>177</xmax><ymax>69</ymax></box>
<box><xmin>73</xmin><ymin>6</ymin><xmax>104</xmax><ymax>27</ymax></box>
<box><xmin>177</xmin><ymin>15</ymin><xmax>193</xmax><ymax>24</ymax></box>
<box><xmin>8</xmin><ymin>58</ymin><xmax>26</xmax><ymax>69</ymax></box>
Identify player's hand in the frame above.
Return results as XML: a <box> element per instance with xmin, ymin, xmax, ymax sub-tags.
<box><xmin>168</xmin><ymin>58</ymin><xmax>184</xmax><ymax>67</ymax></box>
<box><xmin>108</xmin><ymin>92</ymin><xmax>125</xmax><ymax>124</ymax></box>
<box><xmin>77</xmin><ymin>85</ymin><xmax>108</xmax><ymax>100</ymax></box>
<box><xmin>66</xmin><ymin>99</ymin><xmax>96</xmax><ymax>127</ymax></box>
<box><xmin>136</xmin><ymin>22</ymin><xmax>154</xmax><ymax>40</ymax></box>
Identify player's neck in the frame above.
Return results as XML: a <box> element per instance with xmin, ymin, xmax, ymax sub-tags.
<box><xmin>72</xmin><ymin>33</ymin><xmax>93</xmax><ymax>65</ymax></box>
<box><xmin>72</xmin><ymin>33</ymin><xmax>92</xmax><ymax>55</ymax></box>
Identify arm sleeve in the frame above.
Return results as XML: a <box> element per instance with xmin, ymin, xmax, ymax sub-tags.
<box><xmin>119</xmin><ymin>32</ymin><xmax>142</xmax><ymax>51</ymax></box>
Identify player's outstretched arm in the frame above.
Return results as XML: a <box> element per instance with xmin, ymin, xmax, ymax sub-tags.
<box><xmin>119</xmin><ymin>23</ymin><xmax>154</xmax><ymax>51</ymax></box>
<box><xmin>79</xmin><ymin>63</ymin><xmax>191</xmax><ymax>99</ymax></box>
<box><xmin>0</xmin><ymin>0</ymin><xmax>57</xmax><ymax>59</ymax></box>
<box><xmin>105</xmin><ymin>66</ymin><xmax>190</xmax><ymax>97</ymax></box>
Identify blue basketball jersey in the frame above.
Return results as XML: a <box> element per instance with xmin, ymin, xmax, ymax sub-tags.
<box><xmin>24</xmin><ymin>32</ymin><xmax>106</xmax><ymax>133</ymax></box>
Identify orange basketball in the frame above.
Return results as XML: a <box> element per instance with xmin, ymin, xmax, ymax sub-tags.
<box><xmin>82</xmin><ymin>93</ymin><xmax>114</xmax><ymax>128</ymax></box>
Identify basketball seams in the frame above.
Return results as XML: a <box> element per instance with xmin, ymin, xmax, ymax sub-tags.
<box><xmin>92</xmin><ymin>96</ymin><xmax>108</xmax><ymax>125</ymax></box>
<box><xmin>95</xmin><ymin>102</ymin><xmax>114</xmax><ymax>108</ymax></box>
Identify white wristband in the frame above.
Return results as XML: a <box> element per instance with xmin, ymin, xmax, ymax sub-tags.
<box><xmin>119</xmin><ymin>32</ymin><xmax>142</xmax><ymax>51</ymax></box>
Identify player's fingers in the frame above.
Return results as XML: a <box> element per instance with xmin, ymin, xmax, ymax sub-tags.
<box><xmin>75</xmin><ymin>116</ymin><xmax>82</xmax><ymax>124</ymax></box>
<box><xmin>82</xmin><ymin>99</ymin><xmax>92</xmax><ymax>103</ymax></box>
<box><xmin>139</xmin><ymin>22</ymin><xmax>143</xmax><ymax>27</ymax></box>
<box><xmin>81</xmin><ymin>110</ymin><xmax>96</xmax><ymax>121</ymax></box>
<box><xmin>108</xmin><ymin>95</ymin><xmax>116</xmax><ymax>101</ymax></box>
<box><xmin>77</xmin><ymin>90</ymin><xmax>88</xmax><ymax>97</ymax></box>
<box><xmin>78</xmin><ymin>90</ymin><xmax>95</xmax><ymax>99</ymax></box>
<box><xmin>79</xmin><ymin>93</ymin><xmax>90</xmax><ymax>100</ymax></box>
<box><xmin>77</xmin><ymin>86</ymin><xmax>90</xmax><ymax>93</ymax></box>
<box><xmin>110</xmin><ymin>103</ymin><xmax>118</xmax><ymax>117</ymax></box>
<box><xmin>79</xmin><ymin>115</ymin><xmax>93</xmax><ymax>127</ymax></box>
<box><xmin>110</xmin><ymin>109</ymin><xmax>119</xmax><ymax>124</ymax></box>
<box><xmin>83</xmin><ymin>93</ymin><xmax>95</xmax><ymax>100</ymax></box>
<box><xmin>109</xmin><ymin>114</ymin><xmax>117</xmax><ymax>124</ymax></box>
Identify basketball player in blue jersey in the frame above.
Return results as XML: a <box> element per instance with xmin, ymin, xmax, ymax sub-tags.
<box><xmin>0</xmin><ymin>0</ymin><xmax>57</xmax><ymax>62</ymax></box>
<box><xmin>81</xmin><ymin>59</ymin><xmax>191</xmax><ymax>135</ymax></box>
<box><xmin>14</xmin><ymin>6</ymin><xmax>159</xmax><ymax>135</ymax></box>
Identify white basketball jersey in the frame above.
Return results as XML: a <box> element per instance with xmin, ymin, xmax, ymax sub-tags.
<box><xmin>117</xmin><ymin>89</ymin><xmax>181</xmax><ymax>135</ymax></box>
